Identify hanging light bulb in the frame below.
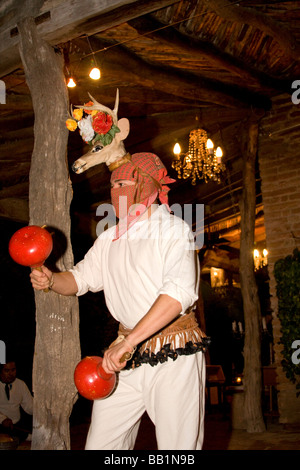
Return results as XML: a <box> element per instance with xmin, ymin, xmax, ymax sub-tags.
<box><xmin>67</xmin><ymin>77</ymin><xmax>76</xmax><ymax>88</ymax></box>
<box><xmin>89</xmin><ymin>66</ymin><xmax>101</xmax><ymax>80</ymax></box>
<box><xmin>63</xmin><ymin>43</ymin><xmax>77</xmax><ymax>89</ymax></box>
<box><xmin>85</xmin><ymin>35</ymin><xmax>101</xmax><ymax>81</ymax></box>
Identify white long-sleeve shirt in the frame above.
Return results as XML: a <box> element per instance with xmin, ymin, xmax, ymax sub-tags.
<box><xmin>0</xmin><ymin>378</ymin><xmax>33</xmax><ymax>424</ymax></box>
<box><xmin>70</xmin><ymin>204</ymin><xmax>199</xmax><ymax>330</ymax></box>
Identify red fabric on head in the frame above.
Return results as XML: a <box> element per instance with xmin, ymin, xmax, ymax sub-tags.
<box><xmin>111</xmin><ymin>152</ymin><xmax>175</xmax><ymax>204</ymax></box>
<box><xmin>111</xmin><ymin>153</ymin><xmax>176</xmax><ymax>240</ymax></box>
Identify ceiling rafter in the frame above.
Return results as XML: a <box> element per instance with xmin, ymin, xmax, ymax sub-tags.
<box><xmin>0</xmin><ymin>0</ymin><xmax>179</xmax><ymax>78</ymax></box>
<box><xmin>127</xmin><ymin>15</ymin><xmax>291</xmax><ymax>94</ymax></box>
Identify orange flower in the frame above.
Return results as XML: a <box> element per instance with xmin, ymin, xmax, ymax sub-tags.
<box><xmin>84</xmin><ymin>101</ymin><xmax>95</xmax><ymax>114</ymax></box>
<box><xmin>72</xmin><ymin>108</ymin><xmax>83</xmax><ymax>121</ymax></box>
<box><xmin>66</xmin><ymin>118</ymin><xmax>77</xmax><ymax>131</ymax></box>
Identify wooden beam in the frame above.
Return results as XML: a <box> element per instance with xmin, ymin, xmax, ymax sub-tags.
<box><xmin>239</xmin><ymin>118</ymin><xmax>266</xmax><ymax>433</ymax></box>
<box><xmin>76</xmin><ymin>37</ymin><xmax>268</xmax><ymax>108</ymax></box>
<box><xmin>18</xmin><ymin>15</ymin><xmax>81</xmax><ymax>450</ymax></box>
<box><xmin>125</xmin><ymin>107</ymin><xmax>250</xmax><ymax>149</ymax></box>
<box><xmin>0</xmin><ymin>0</ymin><xmax>179</xmax><ymax>77</ymax></box>
<box><xmin>0</xmin><ymin>162</ymin><xmax>31</xmax><ymax>186</ymax></box>
<box><xmin>65</xmin><ymin>0</ymin><xmax>179</xmax><ymax>40</ymax></box>
<box><xmin>0</xmin><ymin>138</ymin><xmax>33</xmax><ymax>159</ymax></box>
<box><xmin>128</xmin><ymin>16</ymin><xmax>291</xmax><ymax>94</ymax></box>
<box><xmin>0</xmin><ymin>182</ymin><xmax>29</xmax><ymax>198</ymax></box>
<box><xmin>0</xmin><ymin>92</ymin><xmax>33</xmax><ymax>111</ymax></box>
<box><xmin>0</xmin><ymin>112</ymin><xmax>34</xmax><ymax>132</ymax></box>
<box><xmin>0</xmin><ymin>197</ymin><xmax>29</xmax><ymax>223</ymax></box>
<box><xmin>0</xmin><ymin>126</ymin><xmax>33</xmax><ymax>143</ymax></box>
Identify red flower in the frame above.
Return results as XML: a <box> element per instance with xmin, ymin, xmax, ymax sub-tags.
<box><xmin>92</xmin><ymin>112</ymin><xmax>113</xmax><ymax>134</ymax></box>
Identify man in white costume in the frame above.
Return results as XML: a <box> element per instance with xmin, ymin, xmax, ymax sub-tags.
<box><xmin>31</xmin><ymin>104</ymin><xmax>209</xmax><ymax>450</ymax></box>
<box><xmin>0</xmin><ymin>360</ymin><xmax>33</xmax><ymax>442</ymax></box>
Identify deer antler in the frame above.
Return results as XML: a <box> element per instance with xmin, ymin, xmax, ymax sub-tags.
<box><xmin>75</xmin><ymin>89</ymin><xmax>119</xmax><ymax>125</ymax></box>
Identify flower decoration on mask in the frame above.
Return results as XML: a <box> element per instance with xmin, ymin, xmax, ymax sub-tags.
<box><xmin>66</xmin><ymin>101</ymin><xmax>120</xmax><ymax>146</ymax></box>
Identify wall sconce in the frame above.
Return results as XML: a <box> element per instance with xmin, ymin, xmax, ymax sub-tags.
<box><xmin>253</xmin><ymin>248</ymin><xmax>268</xmax><ymax>271</ymax></box>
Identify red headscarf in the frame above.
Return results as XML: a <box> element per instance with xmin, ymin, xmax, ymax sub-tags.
<box><xmin>111</xmin><ymin>152</ymin><xmax>175</xmax><ymax>240</ymax></box>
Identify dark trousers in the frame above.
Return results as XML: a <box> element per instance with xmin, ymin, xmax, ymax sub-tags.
<box><xmin>0</xmin><ymin>413</ymin><xmax>32</xmax><ymax>442</ymax></box>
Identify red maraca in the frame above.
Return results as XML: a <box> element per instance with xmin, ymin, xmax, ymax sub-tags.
<box><xmin>9</xmin><ymin>225</ymin><xmax>53</xmax><ymax>292</ymax></box>
<box><xmin>74</xmin><ymin>353</ymin><xmax>131</xmax><ymax>400</ymax></box>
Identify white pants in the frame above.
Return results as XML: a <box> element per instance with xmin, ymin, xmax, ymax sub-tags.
<box><xmin>85</xmin><ymin>352</ymin><xmax>206</xmax><ymax>450</ymax></box>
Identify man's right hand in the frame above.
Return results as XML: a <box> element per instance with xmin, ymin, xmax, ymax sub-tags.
<box><xmin>30</xmin><ymin>265</ymin><xmax>52</xmax><ymax>291</ymax></box>
<box><xmin>29</xmin><ymin>268</ymin><xmax>78</xmax><ymax>296</ymax></box>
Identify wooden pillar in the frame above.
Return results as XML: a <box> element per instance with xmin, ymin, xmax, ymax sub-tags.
<box><xmin>239</xmin><ymin>119</ymin><xmax>266</xmax><ymax>433</ymax></box>
<box><xmin>18</xmin><ymin>18</ymin><xmax>81</xmax><ymax>450</ymax></box>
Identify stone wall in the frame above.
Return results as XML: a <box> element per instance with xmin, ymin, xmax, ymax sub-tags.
<box><xmin>258</xmin><ymin>93</ymin><xmax>300</xmax><ymax>424</ymax></box>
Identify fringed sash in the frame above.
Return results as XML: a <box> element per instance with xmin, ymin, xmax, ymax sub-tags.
<box><xmin>117</xmin><ymin>311</ymin><xmax>210</xmax><ymax>369</ymax></box>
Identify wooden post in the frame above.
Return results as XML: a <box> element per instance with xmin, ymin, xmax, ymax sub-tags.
<box><xmin>239</xmin><ymin>119</ymin><xmax>266</xmax><ymax>433</ymax></box>
<box><xmin>18</xmin><ymin>18</ymin><xmax>81</xmax><ymax>450</ymax></box>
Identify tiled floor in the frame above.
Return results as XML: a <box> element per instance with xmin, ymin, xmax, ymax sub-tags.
<box><xmin>15</xmin><ymin>408</ymin><xmax>300</xmax><ymax>451</ymax></box>
<box><xmin>202</xmin><ymin>412</ymin><xmax>300</xmax><ymax>450</ymax></box>
<box><xmin>70</xmin><ymin>410</ymin><xmax>300</xmax><ymax>451</ymax></box>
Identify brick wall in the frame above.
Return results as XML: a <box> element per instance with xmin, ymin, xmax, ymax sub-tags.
<box><xmin>258</xmin><ymin>93</ymin><xmax>300</xmax><ymax>424</ymax></box>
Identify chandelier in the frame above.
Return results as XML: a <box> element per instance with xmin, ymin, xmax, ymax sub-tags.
<box><xmin>172</xmin><ymin>128</ymin><xmax>225</xmax><ymax>185</ymax></box>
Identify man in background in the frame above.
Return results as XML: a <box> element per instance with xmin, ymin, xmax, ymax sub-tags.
<box><xmin>0</xmin><ymin>360</ymin><xmax>33</xmax><ymax>442</ymax></box>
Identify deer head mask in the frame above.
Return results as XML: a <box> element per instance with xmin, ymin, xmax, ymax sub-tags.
<box><xmin>67</xmin><ymin>89</ymin><xmax>130</xmax><ymax>174</ymax></box>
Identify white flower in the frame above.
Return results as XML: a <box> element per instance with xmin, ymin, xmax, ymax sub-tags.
<box><xmin>78</xmin><ymin>115</ymin><xmax>95</xmax><ymax>142</ymax></box>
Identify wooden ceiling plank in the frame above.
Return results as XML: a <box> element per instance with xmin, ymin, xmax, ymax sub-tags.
<box><xmin>128</xmin><ymin>15</ymin><xmax>290</xmax><ymax>94</ymax></box>
<box><xmin>202</xmin><ymin>0</ymin><xmax>300</xmax><ymax>60</ymax></box>
<box><xmin>0</xmin><ymin>198</ymin><xmax>29</xmax><ymax>223</ymax></box>
<box><xmin>124</xmin><ymin>107</ymin><xmax>250</xmax><ymax>154</ymax></box>
<box><xmin>0</xmin><ymin>182</ymin><xmax>29</xmax><ymax>198</ymax></box>
<box><xmin>0</xmin><ymin>0</ymin><xmax>179</xmax><ymax>78</ymax></box>
<box><xmin>75</xmin><ymin>36</ymin><xmax>268</xmax><ymax>109</ymax></box>
<box><xmin>0</xmin><ymin>112</ymin><xmax>34</xmax><ymax>132</ymax></box>
<box><xmin>66</xmin><ymin>0</ymin><xmax>180</xmax><ymax>40</ymax></box>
